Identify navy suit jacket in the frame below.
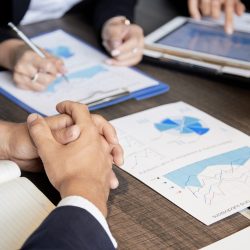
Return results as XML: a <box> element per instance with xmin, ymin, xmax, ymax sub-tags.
<box><xmin>21</xmin><ymin>206</ymin><xmax>115</xmax><ymax>250</ymax></box>
<box><xmin>0</xmin><ymin>0</ymin><xmax>137</xmax><ymax>42</ymax></box>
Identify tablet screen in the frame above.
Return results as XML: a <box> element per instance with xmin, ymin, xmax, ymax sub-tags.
<box><xmin>156</xmin><ymin>21</ymin><xmax>250</xmax><ymax>62</ymax></box>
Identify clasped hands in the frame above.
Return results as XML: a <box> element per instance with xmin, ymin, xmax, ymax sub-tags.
<box><xmin>2</xmin><ymin>101</ymin><xmax>123</xmax><ymax>216</ymax></box>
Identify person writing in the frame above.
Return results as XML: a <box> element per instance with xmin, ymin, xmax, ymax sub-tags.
<box><xmin>0</xmin><ymin>0</ymin><xmax>144</xmax><ymax>91</ymax></box>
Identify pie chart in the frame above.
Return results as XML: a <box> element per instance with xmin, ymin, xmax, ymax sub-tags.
<box><xmin>154</xmin><ymin>116</ymin><xmax>209</xmax><ymax>135</ymax></box>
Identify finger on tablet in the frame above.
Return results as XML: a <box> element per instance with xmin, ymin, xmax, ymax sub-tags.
<box><xmin>211</xmin><ymin>0</ymin><xmax>221</xmax><ymax>19</ymax></box>
<box><xmin>200</xmin><ymin>0</ymin><xmax>211</xmax><ymax>16</ymax></box>
<box><xmin>225</xmin><ymin>0</ymin><xmax>234</xmax><ymax>34</ymax></box>
<box><xmin>188</xmin><ymin>0</ymin><xmax>201</xmax><ymax>19</ymax></box>
<box><xmin>235</xmin><ymin>1</ymin><xmax>245</xmax><ymax>16</ymax></box>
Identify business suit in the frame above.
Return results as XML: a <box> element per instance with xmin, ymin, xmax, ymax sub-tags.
<box><xmin>0</xmin><ymin>0</ymin><xmax>137</xmax><ymax>42</ymax></box>
<box><xmin>22</xmin><ymin>206</ymin><xmax>115</xmax><ymax>250</ymax></box>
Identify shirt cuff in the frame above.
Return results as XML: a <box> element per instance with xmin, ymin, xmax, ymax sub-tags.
<box><xmin>58</xmin><ymin>196</ymin><xmax>117</xmax><ymax>248</ymax></box>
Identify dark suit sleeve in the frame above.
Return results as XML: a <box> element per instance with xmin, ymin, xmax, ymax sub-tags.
<box><xmin>0</xmin><ymin>28</ymin><xmax>16</xmax><ymax>43</ymax></box>
<box><xmin>21</xmin><ymin>206</ymin><xmax>115</xmax><ymax>250</ymax></box>
<box><xmin>93</xmin><ymin>0</ymin><xmax>137</xmax><ymax>32</ymax></box>
<box><xmin>0</xmin><ymin>33</ymin><xmax>11</xmax><ymax>43</ymax></box>
<box><xmin>0</xmin><ymin>0</ymin><xmax>30</xmax><ymax>43</ymax></box>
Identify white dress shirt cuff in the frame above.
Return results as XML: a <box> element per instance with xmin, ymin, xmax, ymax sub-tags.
<box><xmin>58</xmin><ymin>196</ymin><xmax>117</xmax><ymax>248</ymax></box>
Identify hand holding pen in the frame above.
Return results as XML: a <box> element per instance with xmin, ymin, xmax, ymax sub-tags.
<box><xmin>8</xmin><ymin>22</ymin><xmax>69</xmax><ymax>92</ymax></box>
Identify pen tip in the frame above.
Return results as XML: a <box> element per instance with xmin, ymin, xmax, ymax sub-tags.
<box><xmin>63</xmin><ymin>75</ymin><xmax>70</xmax><ymax>83</ymax></box>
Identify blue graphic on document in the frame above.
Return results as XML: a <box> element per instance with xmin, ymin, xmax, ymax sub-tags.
<box><xmin>47</xmin><ymin>65</ymin><xmax>107</xmax><ymax>92</ymax></box>
<box><xmin>166</xmin><ymin>147</ymin><xmax>250</xmax><ymax>188</ymax></box>
<box><xmin>154</xmin><ymin>116</ymin><xmax>209</xmax><ymax>135</ymax></box>
<box><xmin>164</xmin><ymin>147</ymin><xmax>250</xmax><ymax>204</ymax></box>
<box><xmin>46</xmin><ymin>46</ymin><xmax>74</xmax><ymax>58</ymax></box>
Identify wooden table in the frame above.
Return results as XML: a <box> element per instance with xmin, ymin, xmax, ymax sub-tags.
<box><xmin>1</xmin><ymin>1</ymin><xmax>249</xmax><ymax>249</ymax></box>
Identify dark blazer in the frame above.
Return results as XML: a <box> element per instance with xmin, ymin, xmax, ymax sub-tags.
<box><xmin>0</xmin><ymin>0</ymin><xmax>137</xmax><ymax>42</ymax></box>
<box><xmin>169</xmin><ymin>0</ymin><xmax>250</xmax><ymax>16</ymax></box>
<box><xmin>21</xmin><ymin>206</ymin><xmax>115</xmax><ymax>250</ymax></box>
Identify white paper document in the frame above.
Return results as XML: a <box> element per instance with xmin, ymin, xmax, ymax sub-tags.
<box><xmin>0</xmin><ymin>30</ymin><xmax>159</xmax><ymax>115</ymax></box>
<box><xmin>201</xmin><ymin>226</ymin><xmax>250</xmax><ymax>250</ymax></box>
<box><xmin>0</xmin><ymin>160</ymin><xmax>55</xmax><ymax>249</ymax></box>
<box><xmin>111</xmin><ymin>102</ymin><xmax>250</xmax><ymax>225</ymax></box>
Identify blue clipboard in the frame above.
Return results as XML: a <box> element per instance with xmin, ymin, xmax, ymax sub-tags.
<box><xmin>0</xmin><ymin>29</ymin><xmax>170</xmax><ymax>115</ymax></box>
<box><xmin>88</xmin><ymin>82</ymin><xmax>168</xmax><ymax>111</ymax></box>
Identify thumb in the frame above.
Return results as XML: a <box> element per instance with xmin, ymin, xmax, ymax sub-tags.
<box><xmin>110</xmin><ymin>169</ymin><xmax>119</xmax><ymax>189</ymax></box>
<box><xmin>27</xmin><ymin>113</ymin><xmax>58</xmax><ymax>157</ymax></box>
<box><xmin>105</xmin><ymin>25</ymin><xmax>129</xmax><ymax>53</ymax></box>
<box><xmin>110</xmin><ymin>26</ymin><xmax>129</xmax><ymax>44</ymax></box>
<box><xmin>188</xmin><ymin>0</ymin><xmax>201</xmax><ymax>20</ymax></box>
<box><xmin>52</xmin><ymin>124</ymin><xmax>80</xmax><ymax>144</ymax></box>
<box><xmin>225</xmin><ymin>0</ymin><xmax>234</xmax><ymax>34</ymax></box>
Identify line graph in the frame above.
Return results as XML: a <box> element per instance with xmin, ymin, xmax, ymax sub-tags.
<box><xmin>125</xmin><ymin>148</ymin><xmax>164</xmax><ymax>170</ymax></box>
<box><xmin>164</xmin><ymin>147</ymin><xmax>250</xmax><ymax>205</ymax></box>
<box><xmin>187</xmin><ymin>165</ymin><xmax>250</xmax><ymax>205</ymax></box>
<box><xmin>119</xmin><ymin>135</ymin><xmax>143</xmax><ymax>150</ymax></box>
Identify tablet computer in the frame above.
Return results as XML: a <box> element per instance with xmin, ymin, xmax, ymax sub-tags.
<box><xmin>145</xmin><ymin>17</ymin><xmax>250</xmax><ymax>70</ymax></box>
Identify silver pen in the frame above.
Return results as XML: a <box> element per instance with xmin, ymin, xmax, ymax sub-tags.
<box><xmin>8</xmin><ymin>22</ymin><xmax>70</xmax><ymax>83</ymax></box>
<box><xmin>85</xmin><ymin>90</ymin><xmax>130</xmax><ymax>108</ymax></box>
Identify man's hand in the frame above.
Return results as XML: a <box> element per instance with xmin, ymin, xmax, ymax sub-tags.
<box><xmin>90</xmin><ymin>114</ymin><xmax>123</xmax><ymax>189</ymax></box>
<box><xmin>27</xmin><ymin>101</ymin><xmax>118</xmax><ymax>217</ymax></box>
<box><xmin>0</xmin><ymin>105</ymin><xmax>123</xmax><ymax>181</ymax></box>
<box><xmin>102</xmin><ymin>16</ymin><xmax>144</xmax><ymax>66</ymax></box>
<box><xmin>1</xmin><ymin>114</ymin><xmax>80</xmax><ymax>172</ymax></box>
<box><xmin>188</xmin><ymin>0</ymin><xmax>246</xmax><ymax>34</ymax></box>
<box><xmin>91</xmin><ymin>114</ymin><xmax>123</xmax><ymax>166</ymax></box>
<box><xmin>0</xmin><ymin>39</ymin><xmax>66</xmax><ymax>91</ymax></box>
<box><xmin>55</xmin><ymin>103</ymin><xmax>123</xmax><ymax>190</ymax></box>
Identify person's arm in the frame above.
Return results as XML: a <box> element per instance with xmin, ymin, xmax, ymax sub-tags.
<box><xmin>0</xmin><ymin>28</ymin><xmax>19</xmax><ymax>69</ymax></box>
<box><xmin>0</xmin><ymin>121</ymin><xmax>9</xmax><ymax>160</ymax></box>
<box><xmin>93</xmin><ymin>0</ymin><xmax>137</xmax><ymax>32</ymax></box>
<box><xmin>0</xmin><ymin>112</ymin><xmax>123</xmax><ymax>175</ymax></box>
<box><xmin>21</xmin><ymin>101</ymin><xmax>121</xmax><ymax>249</ymax></box>
<box><xmin>0</xmin><ymin>24</ymin><xmax>67</xmax><ymax>91</ymax></box>
<box><xmin>0</xmin><ymin>28</ymin><xmax>15</xmax><ymax>44</ymax></box>
<box><xmin>0</xmin><ymin>116</ymin><xmax>81</xmax><ymax>172</ymax></box>
<box><xmin>57</xmin><ymin>196</ymin><xmax>116</xmax><ymax>247</ymax></box>
<box><xmin>22</xmin><ymin>197</ymin><xmax>116</xmax><ymax>250</ymax></box>
<box><xmin>0</xmin><ymin>38</ymin><xmax>66</xmax><ymax>91</ymax></box>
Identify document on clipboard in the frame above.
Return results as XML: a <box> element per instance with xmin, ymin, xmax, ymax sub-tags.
<box><xmin>144</xmin><ymin>13</ymin><xmax>250</xmax><ymax>79</ymax></box>
<box><xmin>0</xmin><ymin>30</ymin><xmax>169</xmax><ymax>116</ymax></box>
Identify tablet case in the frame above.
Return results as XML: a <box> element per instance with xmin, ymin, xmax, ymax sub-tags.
<box><xmin>144</xmin><ymin>49</ymin><xmax>250</xmax><ymax>83</ymax></box>
<box><xmin>144</xmin><ymin>14</ymin><xmax>250</xmax><ymax>82</ymax></box>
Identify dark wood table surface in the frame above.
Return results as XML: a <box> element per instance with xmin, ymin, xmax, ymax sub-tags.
<box><xmin>1</xmin><ymin>1</ymin><xmax>250</xmax><ymax>249</ymax></box>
